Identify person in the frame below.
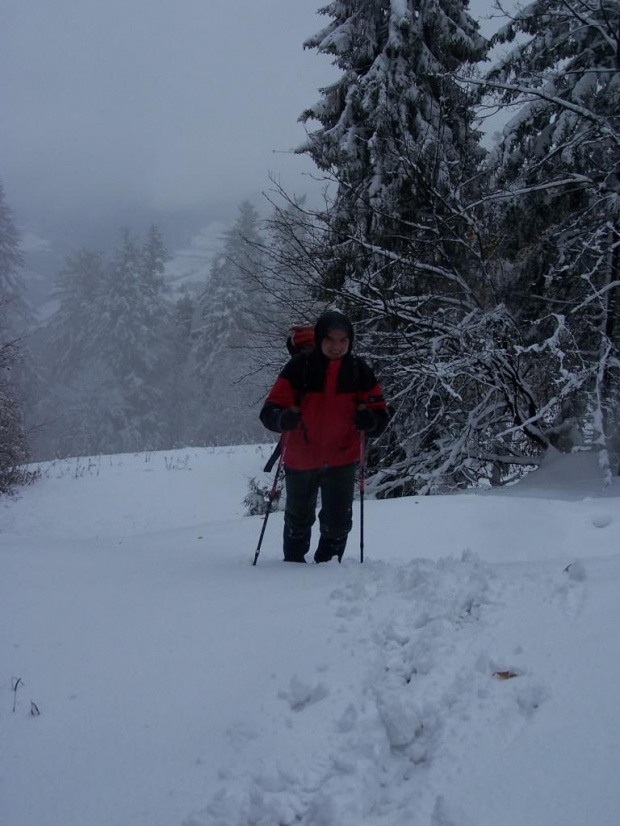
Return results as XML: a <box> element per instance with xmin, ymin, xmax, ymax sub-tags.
<box><xmin>259</xmin><ymin>310</ymin><xmax>389</xmax><ymax>563</ymax></box>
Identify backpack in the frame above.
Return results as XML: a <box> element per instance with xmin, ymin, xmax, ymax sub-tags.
<box><xmin>263</xmin><ymin>325</ymin><xmax>314</xmax><ymax>472</ymax></box>
<box><xmin>286</xmin><ymin>324</ymin><xmax>315</xmax><ymax>356</ymax></box>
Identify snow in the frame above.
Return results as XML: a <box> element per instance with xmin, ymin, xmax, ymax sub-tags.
<box><xmin>2</xmin><ymin>445</ymin><xmax>619</xmax><ymax>826</ymax></box>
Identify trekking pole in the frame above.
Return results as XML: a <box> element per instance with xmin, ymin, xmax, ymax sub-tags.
<box><xmin>253</xmin><ymin>444</ymin><xmax>285</xmax><ymax>566</ymax></box>
<box><xmin>359</xmin><ymin>431</ymin><xmax>366</xmax><ymax>564</ymax></box>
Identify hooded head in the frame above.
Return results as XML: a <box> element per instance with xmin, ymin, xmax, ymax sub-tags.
<box><xmin>314</xmin><ymin>310</ymin><xmax>354</xmax><ymax>360</ymax></box>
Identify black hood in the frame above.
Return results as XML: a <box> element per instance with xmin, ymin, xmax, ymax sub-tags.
<box><xmin>314</xmin><ymin>311</ymin><xmax>354</xmax><ymax>349</ymax></box>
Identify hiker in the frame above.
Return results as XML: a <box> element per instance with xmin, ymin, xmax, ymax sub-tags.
<box><xmin>259</xmin><ymin>310</ymin><xmax>389</xmax><ymax>563</ymax></box>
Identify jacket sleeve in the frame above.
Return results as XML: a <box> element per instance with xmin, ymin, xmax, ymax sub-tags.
<box><xmin>259</xmin><ymin>372</ymin><xmax>296</xmax><ymax>433</ymax></box>
<box><xmin>357</xmin><ymin>360</ymin><xmax>389</xmax><ymax>439</ymax></box>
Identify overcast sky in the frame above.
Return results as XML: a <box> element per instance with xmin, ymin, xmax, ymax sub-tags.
<box><xmin>1</xmin><ymin>0</ymin><xmax>339</xmax><ymax>245</ymax></box>
<box><xmin>2</xmin><ymin>0</ymin><xmax>502</xmax><ymax>261</ymax></box>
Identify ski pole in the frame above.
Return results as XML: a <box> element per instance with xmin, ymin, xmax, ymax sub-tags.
<box><xmin>253</xmin><ymin>445</ymin><xmax>285</xmax><ymax>566</ymax></box>
<box><xmin>359</xmin><ymin>431</ymin><xmax>366</xmax><ymax>564</ymax></box>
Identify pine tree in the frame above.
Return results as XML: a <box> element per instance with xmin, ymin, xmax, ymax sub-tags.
<box><xmin>141</xmin><ymin>224</ymin><xmax>169</xmax><ymax>295</ymax></box>
<box><xmin>0</xmin><ymin>182</ymin><xmax>30</xmax><ymax>490</ymax></box>
<box><xmin>47</xmin><ymin>248</ymin><xmax>106</xmax><ymax>380</ymax></box>
<box><xmin>285</xmin><ymin>1</ymin><xmax>551</xmax><ymax>493</ymax></box>
<box><xmin>39</xmin><ymin>226</ymin><xmax>176</xmax><ymax>458</ymax></box>
<box><xmin>192</xmin><ymin>202</ymin><xmax>269</xmax><ymax>445</ymax></box>
<box><xmin>93</xmin><ymin>228</ymin><xmax>173</xmax><ymax>453</ymax></box>
<box><xmin>0</xmin><ymin>337</ymin><xmax>30</xmax><ymax>492</ymax></box>
<box><xmin>253</xmin><ymin>194</ymin><xmax>325</xmax><ymax>360</ymax></box>
<box><xmin>167</xmin><ymin>288</ymin><xmax>197</xmax><ymax>447</ymax></box>
<box><xmin>483</xmin><ymin>0</ymin><xmax>620</xmax><ymax>475</ymax></box>
<box><xmin>299</xmin><ymin>0</ymin><xmax>487</xmax><ymax>289</ymax></box>
<box><xmin>0</xmin><ymin>182</ymin><xmax>26</xmax><ymax>327</ymax></box>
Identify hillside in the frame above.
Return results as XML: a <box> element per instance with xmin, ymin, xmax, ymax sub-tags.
<box><xmin>1</xmin><ymin>446</ymin><xmax>619</xmax><ymax>826</ymax></box>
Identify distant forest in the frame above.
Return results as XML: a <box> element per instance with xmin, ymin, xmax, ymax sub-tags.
<box><xmin>2</xmin><ymin>0</ymin><xmax>619</xmax><ymax>495</ymax></box>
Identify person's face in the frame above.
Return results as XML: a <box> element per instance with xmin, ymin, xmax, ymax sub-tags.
<box><xmin>321</xmin><ymin>329</ymin><xmax>350</xmax><ymax>360</ymax></box>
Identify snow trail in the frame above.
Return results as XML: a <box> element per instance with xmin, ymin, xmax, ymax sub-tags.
<box><xmin>184</xmin><ymin>551</ymin><xmax>599</xmax><ymax>826</ymax></box>
<box><xmin>2</xmin><ymin>447</ymin><xmax>619</xmax><ymax>826</ymax></box>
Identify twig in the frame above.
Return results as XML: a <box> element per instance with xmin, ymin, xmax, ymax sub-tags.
<box><xmin>11</xmin><ymin>677</ymin><xmax>23</xmax><ymax>712</ymax></box>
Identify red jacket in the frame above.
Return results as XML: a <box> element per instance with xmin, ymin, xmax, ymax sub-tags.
<box><xmin>260</xmin><ymin>352</ymin><xmax>388</xmax><ymax>470</ymax></box>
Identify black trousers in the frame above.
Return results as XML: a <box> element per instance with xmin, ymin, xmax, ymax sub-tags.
<box><xmin>283</xmin><ymin>463</ymin><xmax>357</xmax><ymax>562</ymax></box>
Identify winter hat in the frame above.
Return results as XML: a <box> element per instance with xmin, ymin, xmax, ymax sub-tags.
<box><xmin>314</xmin><ymin>310</ymin><xmax>354</xmax><ymax>349</ymax></box>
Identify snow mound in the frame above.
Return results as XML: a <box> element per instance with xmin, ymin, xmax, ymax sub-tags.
<box><xmin>504</xmin><ymin>448</ymin><xmax>620</xmax><ymax>500</ymax></box>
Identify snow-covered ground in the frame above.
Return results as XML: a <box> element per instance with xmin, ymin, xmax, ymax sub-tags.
<box><xmin>1</xmin><ymin>445</ymin><xmax>619</xmax><ymax>826</ymax></box>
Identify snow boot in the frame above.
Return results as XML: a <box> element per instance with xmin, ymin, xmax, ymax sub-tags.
<box><xmin>283</xmin><ymin>527</ymin><xmax>311</xmax><ymax>563</ymax></box>
<box><xmin>314</xmin><ymin>536</ymin><xmax>347</xmax><ymax>564</ymax></box>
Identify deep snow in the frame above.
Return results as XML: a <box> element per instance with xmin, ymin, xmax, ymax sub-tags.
<box><xmin>1</xmin><ymin>445</ymin><xmax>619</xmax><ymax>826</ymax></box>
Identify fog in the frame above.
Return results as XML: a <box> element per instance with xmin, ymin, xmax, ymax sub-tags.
<box><xmin>2</xmin><ymin>0</ymin><xmax>336</xmax><ymax>255</ymax></box>
<box><xmin>2</xmin><ymin>0</ymin><xmax>505</xmax><ymax>291</ymax></box>
<box><xmin>2</xmin><ymin>0</ymin><xmax>515</xmax><ymax>461</ymax></box>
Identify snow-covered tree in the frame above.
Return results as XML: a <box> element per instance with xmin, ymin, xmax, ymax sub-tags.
<box><xmin>37</xmin><ymin>226</ymin><xmax>177</xmax><ymax>458</ymax></box>
<box><xmin>274</xmin><ymin>1</ymin><xmax>558</xmax><ymax>494</ymax></box>
<box><xmin>47</xmin><ymin>248</ymin><xmax>106</xmax><ymax>381</ymax></box>
<box><xmin>166</xmin><ymin>288</ymin><xmax>197</xmax><ymax>448</ymax></box>
<box><xmin>480</xmin><ymin>0</ymin><xmax>620</xmax><ymax>476</ymax></box>
<box><xmin>0</xmin><ymin>182</ymin><xmax>26</xmax><ymax>327</ymax></box>
<box><xmin>0</xmin><ymin>334</ymin><xmax>30</xmax><ymax>492</ymax></box>
<box><xmin>0</xmin><ymin>182</ymin><xmax>31</xmax><ymax>490</ymax></box>
<box><xmin>254</xmin><ymin>193</ymin><xmax>325</xmax><ymax>343</ymax></box>
<box><xmin>191</xmin><ymin>202</ymin><xmax>269</xmax><ymax>445</ymax></box>
<box><xmin>299</xmin><ymin>0</ymin><xmax>488</xmax><ymax>287</ymax></box>
<box><xmin>141</xmin><ymin>224</ymin><xmax>169</xmax><ymax>295</ymax></box>
<box><xmin>92</xmin><ymin>228</ymin><xmax>173</xmax><ymax>452</ymax></box>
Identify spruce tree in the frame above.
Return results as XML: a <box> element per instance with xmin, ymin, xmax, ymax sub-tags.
<box><xmin>94</xmin><ymin>228</ymin><xmax>173</xmax><ymax>453</ymax></box>
<box><xmin>141</xmin><ymin>224</ymin><xmax>169</xmax><ymax>295</ymax></box>
<box><xmin>167</xmin><ymin>288</ymin><xmax>197</xmax><ymax>447</ymax></box>
<box><xmin>484</xmin><ymin>0</ymin><xmax>620</xmax><ymax>474</ymax></box>
<box><xmin>0</xmin><ymin>182</ymin><xmax>26</xmax><ymax>325</ymax></box>
<box><xmin>192</xmin><ymin>202</ymin><xmax>268</xmax><ymax>445</ymax></box>
<box><xmin>40</xmin><ymin>226</ymin><xmax>176</xmax><ymax>458</ymax></box>
<box><xmin>299</xmin><ymin>0</ymin><xmax>487</xmax><ymax>289</ymax></box>
<box><xmin>0</xmin><ymin>182</ymin><xmax>30</xmax><ymax>490</ymax></box>
<box><xmin>290</xmin><ymin>1</ymin><xmax>547</xmax><ymax>493</ymax></box>
<box><xmin>48</xmin><ymin>248</ymin><xmax>106</xmax><ymax>380</ymax></box>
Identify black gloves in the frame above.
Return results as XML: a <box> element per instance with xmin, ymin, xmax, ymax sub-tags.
<box><xmin>355</xmin><ymin>407</ymin><xmax>376</xmax><ymax>432</ymax></box>
<box><xmin>278</xmin><ymin>407</ymin><xmax>301</xmax><ymax>432</ymax></box>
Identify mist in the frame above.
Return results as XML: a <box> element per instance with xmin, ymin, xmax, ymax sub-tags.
<box><xmin>2</xmin><ymin>0</ymin><xmax>335</xmax><ymax>255</ymax></box>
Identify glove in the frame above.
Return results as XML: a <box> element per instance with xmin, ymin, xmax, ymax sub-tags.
<box><xmin>278</xmin><ymin>407</ymin><xmax>301</xmax><ymax>432</ymax></box>
<box><xmin>354</xmin><ymin>407</ymin><xmax>376</xmax><ymax>431</ymax></box>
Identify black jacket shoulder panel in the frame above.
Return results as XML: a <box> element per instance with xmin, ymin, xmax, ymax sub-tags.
<box><xmin>281</xmin><ymin>351</ymin><xmax>326</xmax><ymax>394</ymax></box>
<box><xmin>356</xmin><ymin>358</ymin><xmax>379</xmax><ymax>392</ymax></box>
<box><xmin>281</xmin><ymin>352</ymin><xmax>379</xmax><ymax>396</ymax></box>
<box><xmin>338</xmin><ymin>356</ymin><xmax>377</xmax><ymax>394</ymax></box>
<box><xmin>280</xmin><ymin>353</ymin><xmax>313</xmax><ymax>394</ymax></box>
